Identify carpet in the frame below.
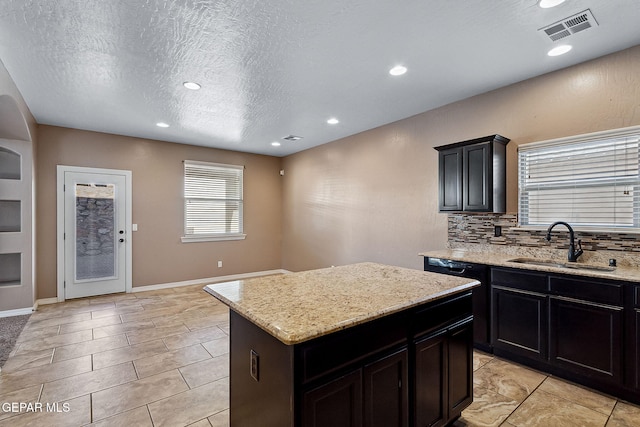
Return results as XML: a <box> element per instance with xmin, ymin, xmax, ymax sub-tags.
<box><xmin>0</xmin><ymin>313</ymin><xmax>31</xmax><ymax>370</ymax></box>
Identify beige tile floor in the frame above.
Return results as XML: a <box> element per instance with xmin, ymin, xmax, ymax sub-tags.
<box><xmin>457</xmin><ymin>352</ymin><xmax>640</xmax><ymax>427</ymax></box>
<box><xmin>1</xmin><ymin>284</ymin><xmax>639</xmax><ymax>426</ymax></box>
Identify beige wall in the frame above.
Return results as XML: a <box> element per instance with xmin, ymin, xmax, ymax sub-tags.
<box><xmin>36</xmin><ymin>126</ymin><xmax>283</xmax><ymax>298</ymax></box>
<box><xmin>282</xmin><ymin>45</ymin><xmax>640</xmax><ymax>272</ymax></box>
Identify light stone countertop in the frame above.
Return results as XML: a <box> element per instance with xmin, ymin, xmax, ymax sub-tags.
<box><xmin>420</xmin><ymin>248</ymin><xmax>640</xmax><ymax>283</ymax></box>
<box><xmin>204</xmin><ymin>262</ymin><xmax>479</xmax><ymax>345</ymax></box>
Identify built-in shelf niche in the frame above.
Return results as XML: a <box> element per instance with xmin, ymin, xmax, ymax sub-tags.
<box><xmin>0</xmin><ymin>200</ymin><xmax>21</xmax><ymax>232</ymax></box>
<box><xmin>0</xmin><ymin>253</ymin><xmax>21</xmax><ymax>287</ymax></box>
<box><xmin>0</xmin><ymin>147</ymin><xmax>21</xmax><ymax>180</ymax></box>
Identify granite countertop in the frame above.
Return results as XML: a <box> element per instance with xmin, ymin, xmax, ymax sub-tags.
<box><xmin>204</xmin><ymin>262</ymin><xmax>479</xmax><ymax>345</ymax></box>
<box><xmin>420</xmin><ymin>248</ymin><xmax>640</xmax><ymax>283</ymax></box>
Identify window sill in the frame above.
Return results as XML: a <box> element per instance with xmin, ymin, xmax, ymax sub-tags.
<box><xmin>181</xmin><ymin>234</ymin><xmax>247</xmax><ymax>243</ymax></box>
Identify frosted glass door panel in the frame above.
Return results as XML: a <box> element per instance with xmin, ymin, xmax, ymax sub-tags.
<box><xmin>63</xmin><ymin>170</ymin><xmax>127</xmax><ymax>299</ymax></box>
<box><xmin>75</xmin><ymin>183</ymin><xmax>116</xmax><ymax>281</ymax></box>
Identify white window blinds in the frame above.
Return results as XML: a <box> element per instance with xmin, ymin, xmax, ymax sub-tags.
<box><xmin>183</xmin><ymin>160</ymin><xmax>244</xmax><ymax>240</ymax></box>
<box><xmin>518</xmin><ymin>128</ymin><xmax>640</xmax><ymax>229</ymax></box>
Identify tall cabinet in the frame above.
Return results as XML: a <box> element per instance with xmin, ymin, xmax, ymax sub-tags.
<box><xmin>0</xmin><ymin>138</ymin><xmax>33</xmax><ymax>313</ymax></box>
<box><xmin>435</xmin><ymin>135</ymin><xmax>510</xmax><ymax>212</ymax></box>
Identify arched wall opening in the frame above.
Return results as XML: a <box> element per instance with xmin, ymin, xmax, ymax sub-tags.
<box><xmin>0</xmin><ymin>94</ymin><xmax>32</xmax><ymax>142</ymax></box>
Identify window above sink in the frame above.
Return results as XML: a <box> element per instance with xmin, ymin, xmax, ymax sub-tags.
<box><xmin>518</xmin><ymin>125</ymin><xmax>640</xmax><ymax>232</ymax></box>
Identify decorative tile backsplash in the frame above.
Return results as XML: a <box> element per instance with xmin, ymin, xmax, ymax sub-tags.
<box><xmin>447</xmin><ymin>212</ymin><xmax>640</xmax><ymax>253</ymax></box>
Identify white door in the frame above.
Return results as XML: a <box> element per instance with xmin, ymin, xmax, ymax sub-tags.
<box><xmin>58</xmin><ymin>167</ymin><xmax>132</xmax><ymax>300</ymax></box>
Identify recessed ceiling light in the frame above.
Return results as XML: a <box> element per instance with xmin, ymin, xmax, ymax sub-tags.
<box><xmin>327</xmin><ymin>118</ymin><xmax>339</xmax><ymax>125</ymax></box>
<box><xmin>271</xmin><ymin>141</ymin><xmax>281</xmax><ymax>147</ymax></box>
<box><xmin>389</xmin><ymin>65</ymin><xmax>407</xmax><ymax>76</ymax></box>
<box><xmin>548</xmin><ymin>44</ymin><xmax>572</xmax><ymax>56</ymax></box>
<box><xmin>156</xmin><ymin>122</ymin><xmax>170</xmax><ymax>128</ymax></box>
<box><xmin>539</xmin><ymin>0</ymin><xmax>566</xmax><ymax>8</ymax></box>
<box><xmin>183</xmin><ymin>81</ymin><xmax>201</xmax><ymax>90</ymax></box>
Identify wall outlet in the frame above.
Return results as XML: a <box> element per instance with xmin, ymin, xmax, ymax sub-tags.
<box><xmin>217</xmin><ymin>260</ymin><xmax>222</xmax><ymax>268</ymax></box>
<box><xmin>250</xmin><ymin>350</ymin><xmax>259</xmax><ymax>381</ymax></box>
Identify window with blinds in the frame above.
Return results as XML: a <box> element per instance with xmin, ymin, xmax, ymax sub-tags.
<box><xmin>518</xmin><ymin>128</ymin><xmax>640</xmax><ymax>230</ymax></box>
<box><xmin>182</xmin><ymin>160</ymin><xmax>245</xmax><ymax>242</ymax></box>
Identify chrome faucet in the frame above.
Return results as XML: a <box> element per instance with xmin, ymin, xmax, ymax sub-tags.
<box><xmin>546</xmin><ymin>221</ymin><xmax>583</xmax><ymax>262</ymax></box>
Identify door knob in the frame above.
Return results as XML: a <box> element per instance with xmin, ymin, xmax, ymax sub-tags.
<box><xmin>119</xmin><ymin>238</ymin><xmax>125</xmax><ymax>243</ymax></box>
<box><xmin>119</xmin><ymin>230</ymin><xmax>125</xmax><ymax>234</ymax></box>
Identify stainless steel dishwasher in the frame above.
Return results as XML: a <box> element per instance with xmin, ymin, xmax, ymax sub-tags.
<box><xmin>424</xmin><ymin>257</ymin><xmax>491</xmax><ymax>352</ymax></box>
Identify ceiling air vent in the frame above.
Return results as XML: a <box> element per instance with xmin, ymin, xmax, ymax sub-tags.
<box><xmin>539</xmin><ymin>9</ymin><xmax>598</xmax><ymax>42</ymax></box>
<box><xmin>282</xmin><ymin>135</ymin><xmax>303</xmax><ymax>141</ymax></box>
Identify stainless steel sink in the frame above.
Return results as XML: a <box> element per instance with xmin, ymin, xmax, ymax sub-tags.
<box><xmin>507</xmin><ymin>257</ymin><xmax>616</xmax><ymax>272</ymax></box>
<box><xmin>508</xmin><ymin>257</ymin><xmax>565</xmax><ymax>268</ymax></box>
<box><xmin>562</xmin><ymin>263</ymin><xmax>617</xmax><ymax>272</ymax></box>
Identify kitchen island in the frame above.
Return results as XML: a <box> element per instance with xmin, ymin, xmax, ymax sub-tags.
<box><xmin>204</xmin><ymin>262</ymin><xmax>479</xmax><ymax>427</ymax></box>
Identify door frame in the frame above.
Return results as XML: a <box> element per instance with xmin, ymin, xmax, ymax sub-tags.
<box><xmin>56</xmin><ymin>165</ymin><xmax>132</xmax><ymax>302</ymax></box>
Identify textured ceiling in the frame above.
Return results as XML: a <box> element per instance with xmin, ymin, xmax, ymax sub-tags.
<box><xmin>0</xmin><ymin>0</ymin><xmax>639</xmax><ymax>156</ymax></box>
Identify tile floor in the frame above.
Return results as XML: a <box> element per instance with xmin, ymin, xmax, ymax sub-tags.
<box><xmin>0</xmin><ymin>284</ymin><xmax>639</xmax><ymax>426</ymax></box>
<box><xmin>457</xmin><ymin>352</ymin><xmax>640</xmax><ymax>427</ymax></box>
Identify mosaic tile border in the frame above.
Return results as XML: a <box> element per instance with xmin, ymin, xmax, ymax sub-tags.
<box><xmin>447</xmin><ymin>212</ymin><xmax>640</xmax><ymax>253</ymax></box>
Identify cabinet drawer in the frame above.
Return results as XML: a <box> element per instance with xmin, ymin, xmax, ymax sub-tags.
<box><xmin>299</xmin><ymin>312</ymin><xmax>407</xmax><ymax>385</ymax></box>
<box><xmin>491</xmin><ymin>268</ymin><xmax>547</xmax><ymax>293</ymax></box>
<box><xmin>549</xmin><ymin>276</ymin><xmax>623</xmax><ymax>306</ymax></box>
<box><xmin>412</xmin><ymin>292</ymin><xmax>472</xmax><ymax>339</ymax></box>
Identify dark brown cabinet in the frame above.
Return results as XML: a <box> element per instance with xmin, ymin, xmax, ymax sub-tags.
<box><xmin>437</xmin><ymin>146</ymin><xmax>463</xmax><ymax>211</ymax></box>
<box><xmin>303</xmin><ymin>370</ymin><xmax>364</xmax><ymax>427</ymax></box>
<box><xmin>229</xmin><ymin>291</ymin><xmax>474</xmax><ymax>426</ymax></box>
<box><xmin>414</xmin><ymin>318</ymin><xmax>473</xmax><ymax>427</ymax></box>
<box><xmin>363</xmin><ymin>350</ymin><xmax>409</xmax><ymax>427</ymax></box>
<box><xmin>435</xmin><ymin>135</ymin><xmax>509</xmax><ymax>213</ymax></box>
<box><xmin>302</xmin><ymin>350</ymin><xmax>411</xmax><ymax>427</ymax></box>
<box><xmin>549</xmin><ymin>297</ymin><xmax>623</xmax><ymax>382</ymax></box>
<box><xmin>304</xmin><ymin>349</ymin><xmax>410</xmax><ymax>427</ymax></box>
<box><xmin>549</xmin><ymin>275</ymin><xmax>625</xmax><ymax>384</ymax></box>
<box><xmin>491</xmin><ymin>268</ymin><xmax>548</xmax><ymax>361</ymax></box>
<box><xmin>632</xmin><ymin>285</ymin><xmax>640</xmax><ymax>391</ymax></box>
<box><xmin>490</xmin><ymin>267</ymin><xmax>633</xmax><ymax>401</ymax></box>
<box><xmin>635</xmin><ymin>310</ymin><xmax>640</xmax><ymax>390</ymax></box>
<box><xmin>492</xmin><ymin>286</ymin><xmax>548</xmax><ymax>361</ymax></box>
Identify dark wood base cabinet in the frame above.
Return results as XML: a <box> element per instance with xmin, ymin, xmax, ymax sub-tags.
<box><xmin>550</xmin><ymin>296</ymin><xmax>623</xmax><ymax>383</ymax></box>
<box><xmin>491</xmin><ymin>267</ymin><xmax>640</xmax><ymax>405</ymax></box>
<box><xmin>229</xmin><ymin>292</ymin><xmax>474</xmax><ymax>427</ymax></box>
<box><xmin>633</xmin><ymin>285</ymin><xmax>640</xmax><ymax>392</ymax></box>
<box><xmin>414</xmin><ymin>320</ymin><xmax>473</xmax><ymax>427</ymax></box>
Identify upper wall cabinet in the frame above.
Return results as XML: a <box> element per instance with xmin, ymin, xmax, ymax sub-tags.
<box><xmin>434</xmin><ymin>135</ymin><xmax>510</xmax><ymax>213</ymax></box>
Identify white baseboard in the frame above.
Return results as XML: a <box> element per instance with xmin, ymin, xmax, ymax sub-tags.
<box><xmin>131</xmin><ymin>269</ymin><xmax>291</xmax><ymax>293</ymax></box>
<box><xmin>0</xmin><ymin>307</ymin><xmax>34</xmax><ymax>318</ymax></box>
<box><xmin>26</xmin><ymin>270</ymin><xmax>290</xmax><ymax>309</ymax></box>
<box><xmin>34</xmin><ymin>297</ymin><xmax>59</xmax><ymax>308</ymax></box>
<box><xmin>0</xmin><ymin>297</ymin><xmax>59</xmax><ymax>317</ymax></box>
